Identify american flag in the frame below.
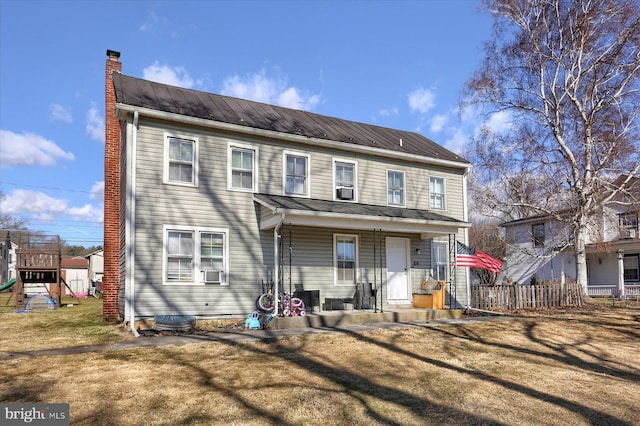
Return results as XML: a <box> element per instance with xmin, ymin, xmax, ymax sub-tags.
<box><xmin>456</xmin><ymin>241</ymin><xmax>503</xmax><ymax>274</ymax></box>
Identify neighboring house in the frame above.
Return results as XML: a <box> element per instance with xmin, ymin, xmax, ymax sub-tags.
<box><xmin>61</xmin><ymin>256</ymin><xmax>90</xmax><ymax>295</ymax></box>
<box><xmin>0</xmin><ymin>232</ymin><xmax>18</xmax><ymax>284</ymax></box>
<box><xmin>85</xmin><ymin>249</ymin><xmax>104</xmax><ymax>283</ymax></box>
<box><xmin>501</xmin><ymin>177</ymin><xmax>640</xmax><ymax>297</ymax></box>
<box><xmin>103</xmin><ymin>50</ymin><xmax>473</xmax><ymax>323</ymax></box>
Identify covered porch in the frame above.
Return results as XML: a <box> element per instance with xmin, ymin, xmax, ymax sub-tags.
<box><xmin>586</xmin><ymin>239</ymin><xmax>640</xmax><ymax>299</ymax></box>
<box><xmin>253</xmin><ymin>194</ymin><xmax>471</xmax><ymax>313</ymax></box>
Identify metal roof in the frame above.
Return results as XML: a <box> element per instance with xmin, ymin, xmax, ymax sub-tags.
<box><xmin>112</xmin><ymin>73</ymin><xmax>469</xmax><ymax>165</ymax></box>
<box><xmin>254</xmin><ymin>193</ymin><xmax>467</xmax><ymax>225</ymax></box>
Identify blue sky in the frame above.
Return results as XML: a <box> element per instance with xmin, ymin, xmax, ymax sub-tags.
<box><xmin>0</xmin><ymin>0</ymin><xmax>493</xmax><ymax>247</ymax></box>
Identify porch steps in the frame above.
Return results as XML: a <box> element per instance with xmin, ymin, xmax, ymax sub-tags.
<box><xmin>270</xmin><ymin>308</ymin><xmax>463</xmax><ymax>330</ymax></box>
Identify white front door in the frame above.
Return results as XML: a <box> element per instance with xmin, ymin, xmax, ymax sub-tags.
<box><xmin>386</xmin><ymin>237</ymin><xmax>410</xmax><ymax>303</ymax></box>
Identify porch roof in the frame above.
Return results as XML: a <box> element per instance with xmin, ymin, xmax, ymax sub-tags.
<box><xmin>254</xmin><ymin>193</ymin><xmax>470</xmax><ymax>235</ymax></box>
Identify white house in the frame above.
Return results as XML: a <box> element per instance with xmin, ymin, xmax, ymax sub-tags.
<box><xmin>0</xmin><ymin>233</ymin><xmax>17</xmax><ymax>285</ymax></box>
<box><xmin>501</xmin><ymin>177</ymin><xmax>640</xmax><ymax>297</ymax></box>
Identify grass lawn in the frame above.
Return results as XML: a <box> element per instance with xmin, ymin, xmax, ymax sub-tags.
<box><xmin>0</xmin><ymin>293</ymin><xmax>638</xmax><ymax>425</ymax></box>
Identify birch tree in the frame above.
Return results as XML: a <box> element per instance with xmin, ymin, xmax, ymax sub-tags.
<box><xmin>465</xmin><ymin>0</ymin><xmax>640</xmax><ymax>293</ymax></box>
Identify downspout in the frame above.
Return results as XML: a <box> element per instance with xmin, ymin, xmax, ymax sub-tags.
<box><xmin>128</xmin><ymin>111</ymin><xmax>139</xmax><ymax>337</ymax></box>
<box><xmin>273</xmin><ymin>213</ymin><xmax>285</xmax><ymax>316</ymax></box>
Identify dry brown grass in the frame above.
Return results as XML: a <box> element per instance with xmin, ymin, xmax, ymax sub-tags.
<box><xmin>0</xmin><ymin>294</ymin><xmax>639</xmax><ymax>425</ymax></box>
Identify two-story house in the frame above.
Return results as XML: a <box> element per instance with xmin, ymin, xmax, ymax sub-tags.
<box><xmin>103</xmin><ymin>50</ymin><xmax>472</xmax><ymax>325</ymax></box>
<box><xmin>500</xmin><ymin>177</ymin><xmax>640</xmax><ymax>297</ymax></box>
<box><xmin>1</xmin><ymin>231</ymin><xmax>17</xmax><ymax>285</ymax></box>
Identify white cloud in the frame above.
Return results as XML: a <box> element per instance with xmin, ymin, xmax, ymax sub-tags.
<box><xmin>458</xmin><ymin>103</ymin><xmax>479</xmax><ymax>124</ymax></box>
<box><xmin>277</xmin><ymin>87</ymin><xmax>321</xmax><ymax>110</ymax></box>
<box><xmin>0</xmin><ymin>189</ymin><xmax>103</xmax><ymax>223</ymax></box>
<box><xmin>221</xmin><ymin>69</ymin><xmax>321</xmax><ymax>111</ymax></box>
<box><xmin>139</xmin><ymin>11</ymin><xmax>171</xmax><ymax>33</ymax></box>
<box><xmin>89</xmin><ymin>181</ymin><xmax>104</xmax><ymax>202</ymax></box>
<box><xmin>429</xmin><ymin>114</ymin><xmax>449</xmax><ymax>134</ymax></box>
<box><xmin>143</xmin><ymin>62</ymin><xmax>195</xmax><ymax>88</ymax></box>
<box><xmin>444</xmin><ymin>128</ymin><xmax>469</xmax><ymax>155</ymax></box>
<box><xmin>0</xmin><ymin>130</ymin><xmax>75</xmax><ymax>167</ymax></box>
<box><xmin>49</xmin><ymin>104</ymin><xmax>73</xmax><ymax>123</ymax></box>
<box><xmin>0</xmin><ymin>189</ymin><xmax>69</xmax><ymax>221</ymax></box>
<box><xmin>221</xmin><ymin>70</ymin><xmax>276</xmax><ymax>103</ymax></box>
<box><xmin>68</xmin><ymin>204</ymin><xmax>103</xmax><ymax>222</ymax></box>
<box><xmin>86</xmin><ymin>103</ymin><xmax>104</xmax><ymax>143</ymax></box>
<box><xmin>484</xmin><ymin>110</ymin><xmax>514</xmax><ymax>134</ymax></box>
<box><xmin>408</xmin><ymin>87</ymin><xmax>436</xmax><ymax>114</ymax></box>
<box><xmin>379</xmin><ymin>107</ymin><xmax>399</xmax><ymax>117</ymax></box>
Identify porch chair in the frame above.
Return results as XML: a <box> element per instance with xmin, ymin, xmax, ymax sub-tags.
<box><xmin>354</xmin><ymin>282</ymin><xmax>376</xmax><ymax>309</ymax></box>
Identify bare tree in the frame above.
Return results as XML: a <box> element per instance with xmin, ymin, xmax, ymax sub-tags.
<box><xmin>0</xmin><ymin>191</ymin><xmax>28</xmax><ymax>231</ymax></box>
<box><xmin>468</xmin><ymin>216</ymin><xmax>506</xmax><ymax>285</ymax></box>
<box><xmin>464</xmin><ymin>0</ymin><xmax>640</xmax><ymax>293</ymax></box>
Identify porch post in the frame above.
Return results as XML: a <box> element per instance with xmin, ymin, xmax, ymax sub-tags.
<box><xmin>617</xmin><ymin>249</ymin><xmax>625</xmax><ymax>300</ymax></box>
<box><xmin>448</xmin><ymin>233</ymin><xmax>456</xmax><ymax>309</ymax></box>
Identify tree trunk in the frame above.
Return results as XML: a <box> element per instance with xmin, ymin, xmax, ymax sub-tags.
<box><xmin>574</xmin><ymin>224</ymin><xmax>589</xmax><ymax>296</ymax></box>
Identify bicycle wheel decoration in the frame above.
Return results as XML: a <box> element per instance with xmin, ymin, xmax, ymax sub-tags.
<box><xmin>256</xmin><ymin>293</ymin><xmax>275</xmax><ymax>312</ymax></box>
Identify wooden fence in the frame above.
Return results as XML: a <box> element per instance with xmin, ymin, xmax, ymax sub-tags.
<box><xmin>470</xmin><ymin>282</ymin><xmax>584</xmax><ymax>311</ymax></box>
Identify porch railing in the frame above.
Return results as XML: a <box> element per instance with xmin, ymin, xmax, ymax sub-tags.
<box><xmin>587</xmin><ymin>285</ymin><xmax>640</xmax><ymax>298</ymax></box>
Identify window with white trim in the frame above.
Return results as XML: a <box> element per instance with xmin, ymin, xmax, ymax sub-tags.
<box><xmin>334</xmin><ymin>234</ymin><xmax>358</xmax><ymax>285</ymax></box>
<box><xmin>387</xmin><ymin>170</ymin><xmax>405</xmax><ymax>206</ymax></box>
<box><xmin>167</xmin><ymin>231</ymin><xmax>194</xmax><ymax>281</ymax></box>
<box><xmin>431</xmin><ymin>242</ymin><xmax>448</xmax><ymax>281</ymax></box>
<box><xmin>623</xmin><ymin>255</ymin><xmax>639</xmax><ymax>282</ymax></box>
<box><xmin>619</xmin><ymin>212</ymin><xmax>638</xmax><ymax>238</ymax></box>
<box><xmin>228</xmin><ymin>144</ymin><xmax>257</xmax><ymax>191</ymax></box>
<box><xmin>532</xmin><ymin>223</ymin><xmax>545</xmax><ymax>247</ymax></box>
<box><xmin>164</xmin><ymin>225</ymin><xmax>228</xmax><ymax>285</ymax></box>
<box><xmin>284</xmin><ymin>152</ymin><xmax>309</xmax><ymax>196</ymax></box>
<box><xmin>164</xmin><ymin>135</ymin><xmax>197</xmax><ymax>186</ymax></box>
<box><xmin>430</xmin><ymin>176</ymin><xmax>445</xmax><ymax>210</ymax></box>
<box><xmin>334</xmin><ymin>159</ymin><xmax>356</xmax><ymax>201</ymax></box>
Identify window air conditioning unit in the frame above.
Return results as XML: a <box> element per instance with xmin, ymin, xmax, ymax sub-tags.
<box><xmin>620</xmin><ymin>228</ymin><xmax>637</xmax><ymax>239</ymax></box>
<box><xmin>204</xmin><ymin>270</ymin><xmax>223</xmax><ymax>284</ymax></box>
<box><xmin>337</xmin><ymin>187</ymin><xmax>354</xmax><ymax>200</ymax></box>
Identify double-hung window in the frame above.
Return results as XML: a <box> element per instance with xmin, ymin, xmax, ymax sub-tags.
<box><xmin>532</xmin><ymin>223</ymin><xmax>545</xmax><ymax>247</ymax></box>
<box><xmin>334</xmin><ymin>234</ymin><xmax>358</xmax><ymax>285</ymax></box>
<box><xmin>164</xmin><ymin>225</ymin><xmax>228</xmax><ymax>285</ymax></box>
<box><xmin>228</xmin><ymin>144</ymin><xmax>257</xmax><ymax>191</ymax></box>
<box><xmin>619</xmin><ymin>212</ymin><xmax>638</xmax><ymax>238</ymax></box>
<box><xmin>431</xmin><ymin>242</ymin><xmax>448</xmax><ymax>281</ymax></box>
<box><xmin>623</xmin><ymin>255</ymin><xmax>639</xmax><ymax>282</ymax></box>
<box><xmin>166</xmin><ymin>231</ymin><xmax>194</xmax><ymax>281</ymax></box>
<box><xmin>387</xmin><ymin>170</ymin><xmax>405</xmax><ymax>206</ymax></box>
<box><xmin>334</xmin><ymin>159</ymin><xmax>356</xmax><ymax>201</ymax></box>
<box><xmin>430</xmin><ymin>176</ymin><xmax>445</xmax><ymax>209</ymax></box>
<box><xmin>284</xmin><ymin>152</ymin><xmax>309</xmax><ymax>196</ymax></box>
<box><xmin>165</xmin><ymin>135</ymin><xmax>197</xmax><ymax>186</ymax></box>
<box><xmin>200</xmin><ymin>232</ymin><xmax>224</xmax><ymax>272</ymax></box>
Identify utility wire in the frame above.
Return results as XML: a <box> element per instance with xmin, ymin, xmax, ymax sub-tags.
<box><xmin>0</xmin><ymin>181</ymin><xmax>102</xmax><ymax>195</ymax></box>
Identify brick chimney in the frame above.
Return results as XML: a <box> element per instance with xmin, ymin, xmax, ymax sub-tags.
<box><xmin>103</xmin><ymin>49</ymin><xmax>122</xmax><ymax>321</ymax></box>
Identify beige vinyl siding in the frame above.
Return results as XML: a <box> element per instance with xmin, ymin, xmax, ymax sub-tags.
<box><xmin>129</xmin><ymin>117</ymin><xmax>469</xmax><ymax>317</ymax></box>
<box><xmin>132</xmin><ymin>119</ymin><xmax>268</xmax><ymax>317</ymax></box>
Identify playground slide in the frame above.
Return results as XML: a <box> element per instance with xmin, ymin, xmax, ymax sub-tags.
<box><xmin>0</xmin><ymin>278</ymin><xmax>16</xmax><ymax>291</ymax></box>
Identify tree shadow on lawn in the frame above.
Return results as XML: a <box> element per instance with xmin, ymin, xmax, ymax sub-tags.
<box><xmin>154</xmin><ymin>340</ymin><xmax>508</xmax><ymax>426</ymax></box>
<box><xmin>333</xmin><ymin>324</ymin><xmax>634</xmax><ymax>426</ymax></box>
<box><xmin>425</xmin><ymin>315</ymin><xmax>640</xmax><ymax>383</ymax></box>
